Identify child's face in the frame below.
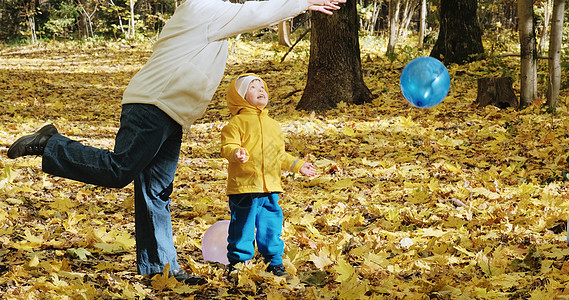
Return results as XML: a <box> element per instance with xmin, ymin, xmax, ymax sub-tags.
<box><xmin>244</xmin><ymin>79</ymin><xmax>268</xmax><ymax>109</ymax></box>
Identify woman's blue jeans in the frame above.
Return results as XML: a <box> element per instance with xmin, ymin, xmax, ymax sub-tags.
<box><xmin>42</xmin><ymin>103</ymin><xmax>183</xmax><ymax>275</ymax></box>
<box><xmin>227</xmin><ymin>193</ymin><xmax>284</xmax><ymax>266</ymax></box>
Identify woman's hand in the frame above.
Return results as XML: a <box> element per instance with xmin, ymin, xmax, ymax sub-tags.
<box><xmin>307</xmin><ymin>0</ymin><xmax>346</xmax><ymax>15</ymax></box>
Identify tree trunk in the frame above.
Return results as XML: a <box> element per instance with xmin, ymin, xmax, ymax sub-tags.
<box><xmin>546</xmin><ymin>0</ymin><xmax>564</xmax><ymax>107</ymax></box>
<box><xmin>25</xmin><ymin>2</ymin><xmax>37</xmax><ymax>44</ymax></box>
<box><xmin>386</xmin><ymin>0</ymin><xmax>418</xmax><ymax>56</ymax></box>
<box><xmin>28</xmin><ymin>14</ymin><xmax>37</xmax><ymax>44</ymax></box>
<box><xmin>296</xmin><ymin>0</ymin><xmax>374</xmax><ymax>112</ymax></box>
<box><xmin>369</xmin><ymin>2</ymin><xmax>380</xmax><ymax>36</ymax></box>
<box><xmin>418</xmin><ymin>0</ymin><xmax>426</xmax><ymax>49</ymax></box>
<box><xmin>430</xmin><ymin>0</ymin><xmax>484</xmax><ymax>64</ymax></box>
<box><xmin>76</xmin><ymin>2</ymin><xmax>94</xmax><ymax>39</ymax></box>
<box><xmin>398</xmin><ymin>0</ymin><xmax>417</xmax><ymax>41</ymax></box>
<box><xmin>538</xmin><ymin>0</ymin><xmax>551</xmax><ymax>54</ymax></box>
<box><xmin>386</xmin><ymin>0</ymin><xmax>400</xmax><ymax>55</ymax></box>
<box><xmin>518</xmin><ymin>0</ymin><xmax>537</xmax><ymax>107</ymax></box>
<box><xmin>128</xmin><ymin>0</ymin><xmax>136</xmax><ymax>39</ymax></box>
<box><xmin>278</xmin><ymin>19</ymin><xmax>292</xmax><ymax>47</ymax></box>
<box><xmin>475</xmin><ymin>77</ymin><xmax>518</xmax><ymax>108</ymax></box>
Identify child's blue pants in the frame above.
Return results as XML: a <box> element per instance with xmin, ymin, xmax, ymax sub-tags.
<box><xmin>227</xmin><ymin>193</ymin><xmax>284</xmax><ymax>266</ymax></box>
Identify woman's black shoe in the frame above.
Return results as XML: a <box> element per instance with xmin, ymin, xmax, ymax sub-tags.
<box><xmin>7</xmin><ymin>124</ymin><xmax>58</xmax><ymax>159</ymax></box>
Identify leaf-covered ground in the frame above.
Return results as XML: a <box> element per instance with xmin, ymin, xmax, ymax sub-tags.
<box><xmin>1</xmin><ymin>36</ymin><xmax>569</xmax><ymax>299</ymax></box>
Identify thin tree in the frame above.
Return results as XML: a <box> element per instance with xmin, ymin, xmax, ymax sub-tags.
<box><xmin>107</xmin><ymin>0</ymin><xmax>127</xmax><ymax>37</ymax></box>
<box><xmin>296</xmin><ymin>0</ymin><xmax>374</xmax><ymax>112</ymax></box>
<box><xmin>128</xmin><ymin>0</ymin><xmax>136</xmax><ymax>39</ymax></box>
<box><xmin>23</xmin><ymin>0</ymin><xmax>38</xmax><ymax>44</ymax></box>
<box><xmin>537</xmin><ymin>0</ymin><xmax>551</xmax><ymax>54</ymax></box>
<box><xmin>76</xmin><ymin>0</ymin><xmax>99</xmax><ymax>39</ymax></box>
<box><xmin>430</xmin><ymin>0</ymin><xmax>484</xmax><ymax>64</ymax></box>
<box><xmin>386</xmin><ymin>0</ymin><xmax>418</xmax><ymax>56</ymax></box>
<box><xmin>518</xmin><ymin>0</ymin><xmax>537</xmax><ymax>107</ymax></box>
<box><xmin>278</xmin><ymin>19</ymin><xmax>292</xmax><ymax>46</ymax></box>
<box><xmin>417</xmin><ymin>0</ymin><xmax>426</xmax><ymax>49</ymax></box>
<box><xmin>546</xmin><ymin>0</ymin><xmax>565</xmax><ymax>107</ymax></box>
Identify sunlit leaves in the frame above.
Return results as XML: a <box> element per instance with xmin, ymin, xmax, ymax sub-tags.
<box><xmin>151</xmin><ymin>264</ymin><xmax>179</xmax><ymax>291</ymax></box>
<box><xmin>1</xmin><ymin>38</ymin><xmax>569</xmax><ymax>299</ymax></box>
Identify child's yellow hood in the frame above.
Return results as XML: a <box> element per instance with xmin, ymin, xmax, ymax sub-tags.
<box><xmin>226</xmin><ymin>73</ymin><xmax>269</xmax><ymax>115</ymax></box>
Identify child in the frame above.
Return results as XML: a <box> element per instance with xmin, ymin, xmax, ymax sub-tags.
<box><xmin>221</xmin><ymin>74</ymin><xmax>317</xmax><ymax>277</ymax></box>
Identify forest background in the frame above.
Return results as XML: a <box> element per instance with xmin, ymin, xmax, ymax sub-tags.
<box><xmin>2</xmin><ymin>0</ymin><xmax>569</xmax><ymax>299</ymax></box>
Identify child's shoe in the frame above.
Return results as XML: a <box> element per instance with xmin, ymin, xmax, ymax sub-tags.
<box><xmin>266</xmin><ymin>264</ymin><xmax>288</xmax><ymax>277</ymax></box>
<box><xmin>226</xmin><ymin>263</ymin><xmax>238</xmax><ymax>283</ymax></box>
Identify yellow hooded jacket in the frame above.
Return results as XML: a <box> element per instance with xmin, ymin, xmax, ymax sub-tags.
<box><xmin>221</xmin><ymin>74</ymin><xmax>305</xmax><ymax>195</ymax></box>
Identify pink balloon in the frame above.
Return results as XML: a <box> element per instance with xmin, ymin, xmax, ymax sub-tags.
<box><xmin>201</xmin><ymin>220</ymin><xmax>230</xmax><ymax>264</ymax></box>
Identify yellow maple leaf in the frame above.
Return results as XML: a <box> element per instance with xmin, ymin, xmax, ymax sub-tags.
<box><xmin>407</xmin><ymin>188</ymin><xmax>431</xmax><ymax>204</ymax></box>
<box><xmin>530</xmin><ymin>287</ymin><xmax>554</xmax><ymax>300</ymax></box>
<box><xmin>437</xmin><ymin>136</ymin><xmax>464</xmax><ymax>147</ymax></box>
<box><xmin>94</xmin><ymin>242</ymin><xmax>122</xmax><ymax>253</ymax></box>
<box><xmin>67</xmin><ymin>248</ymin><xmax>92</xmax><ymax>260</ymax></box>
<box><xmin>342</xmin><ymin>127</ymin><xmax>356</xmax><ymax>137</ymax></box>
<box><xmin>28</xmin><ymin>255</ymin><xmax>40</xmax><ymax>268</ymax></box>
<box><xmin>333</xmin><ymin>257</ymin><xmax>355</xmax><ymax>283</ymax></box>
<box><xmin>313</xmin><ymin>158</ymin><xmax>335</xmax><ymax>168</ymax></box>
<box><xmin>85</xmin><ymin>227</ymin><xmax>106</xmax><ymax>245</ymax></box>
<box><xmin>454</xmin><ymin>245</ymin><xmax>476</xmax><ymax>257</ymax></box>
<box><xmin>172</xmin><ymin>285</ymin><xmax>198</xmax><ymax>295</ymax></box>
<box><xmin>490</xmin><ymin>273</ymin><xmax>524</xmax><ymax>290</ymax></box>
<box><xmin>418</xmin><ymin>228</ymin><xmax>447</xmax><ymax>237</ymax></box>
<box><xmin>50</xmin><ymin>197</ymin><xmax>75</xmax><ymax>211</ymax></box>
<box><xmin>310</xmin><ymin>250</ymin><xmax>333</xmax><ymax>270</ymax></box>
<box><xmin>471</xmin><ymin>187</ymin><xmax>500</xmax><ymax>200</ymax></box>
<box><xmin>94</xmin><ymin>262</ymin><xmax>118</xmax><ymax>271</ymax></box>
<box><xmin>151</xmin><ymin>264</ymin><xmax>179</xmax><ymax>291</ymax></box>
<box><xmin>442</xmin><ymin>161</ymin><xmax>463</xmax><ymax>174</ymax></box>
<box><xmin>365</xmin><ymin>252</ymin><xmax>390</xmax><ymax>268</ymax></box>
<box><xmin>23</xmin><ymin>229</ymin><xmax>43</xmax><ymax>244</ymax></box>
<box><xmin>361</xmin><ymin>157</ymin><xmax>381</xmax><ymax>167</ymax></box>
<box><xmin>332</xmin><ymin>178</ymin><xmax>354</xmax><ymax>190</ymax></box>
<box><xmin>337</xmin><ymin>274</ymin><xmax>368</xmax><ymax>299</ymax></box>
<box><xmin>340</xmin><ymin>213</ymin><xmax>365</xmax><ymax>231</ymax></box>
<box><xmin>114</xmin><ymin>233</ymin><xmax>135</xmax><ymax>250</ymax></box>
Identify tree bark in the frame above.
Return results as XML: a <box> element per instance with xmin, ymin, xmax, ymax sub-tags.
<box><xmin>386</xmin><ymin>0</ymin><xmax>400</xmax><ymax>56</ymax></box>
<box><xmin>518</xmin><ymin>0</ymin><xmax>537</xmax><ymax>107</ymax></box>
<box><xmin>278</xmin><ymin>19</ymin><xmax>292</xmax><ymax>47</ymax></box>
<box><xmin>546</xmin><ymin>0</ymin><xmax>565</xmax><ymax>107</ymax></box>
<box><xmin>399</xmin><ymin>1</ymin><xmax>417</xmax><ymax>41</ymax></box>
<box><xmin>128</xmin><ymin>0</ymin><xmax>136</xmax><ymax>39</ymax></box>
<box><xmin>386</xmin><ymin>0</ymin><xmax>418</xmax><ymax>56</ymax></box>
<box><xmin>430</xmin><ymin>0</ymin><xmax>484</xmax><ymax>64</ymax></box>
<box><xmin>538</xmin><ymin>0</ymin><xmax>551</xmax><ymax>54</ymax></box>
<box><xmin>24</xmin><ymin>2</ymin><xmax>37</xmax><ymax>44</ymax></box>
<box><xmin>296</xmin><ymin>0</ymin><xmax>374</xmax><ymax>112</ymax></box>
<box><xmin>418</xmin><ymin>0</ymin><xmax>426</xmax><ymax>49</ymax></box>
<box><xmin>76</xmin><ymin>1</ymin><xmax>97</xmax><ymax>39</ymax></box>
<box><xmin>475</xmin><ymin>77</ymin><xmax>518</xmax><ymax>108</ymax></box>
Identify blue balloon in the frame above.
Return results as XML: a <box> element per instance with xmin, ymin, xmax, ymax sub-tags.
<box><xmin>400</xmin><ymin>57</ymin><xmax>450</xmax><ymax>108</ymax></box>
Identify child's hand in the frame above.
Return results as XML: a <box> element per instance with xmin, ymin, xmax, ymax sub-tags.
<box><xmin>300</xmin><ymin>162</ymin><xmax>317</xmax><ymax>177</ymax></box>
<box><xmin>235</xmin><ymin>148</ymin><xmax>248</xmax><ymax>163</ymax></box>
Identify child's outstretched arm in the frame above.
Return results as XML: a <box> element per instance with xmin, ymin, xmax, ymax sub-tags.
<box><xmin>300</xmin><ymin>162</ymin><xmax>317</xmax><ymax>177</ymax></box>
<box><xmin>221</xmin><ymin>122</ymin><xmax>249</xmax><ymax>163</ymax></box>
